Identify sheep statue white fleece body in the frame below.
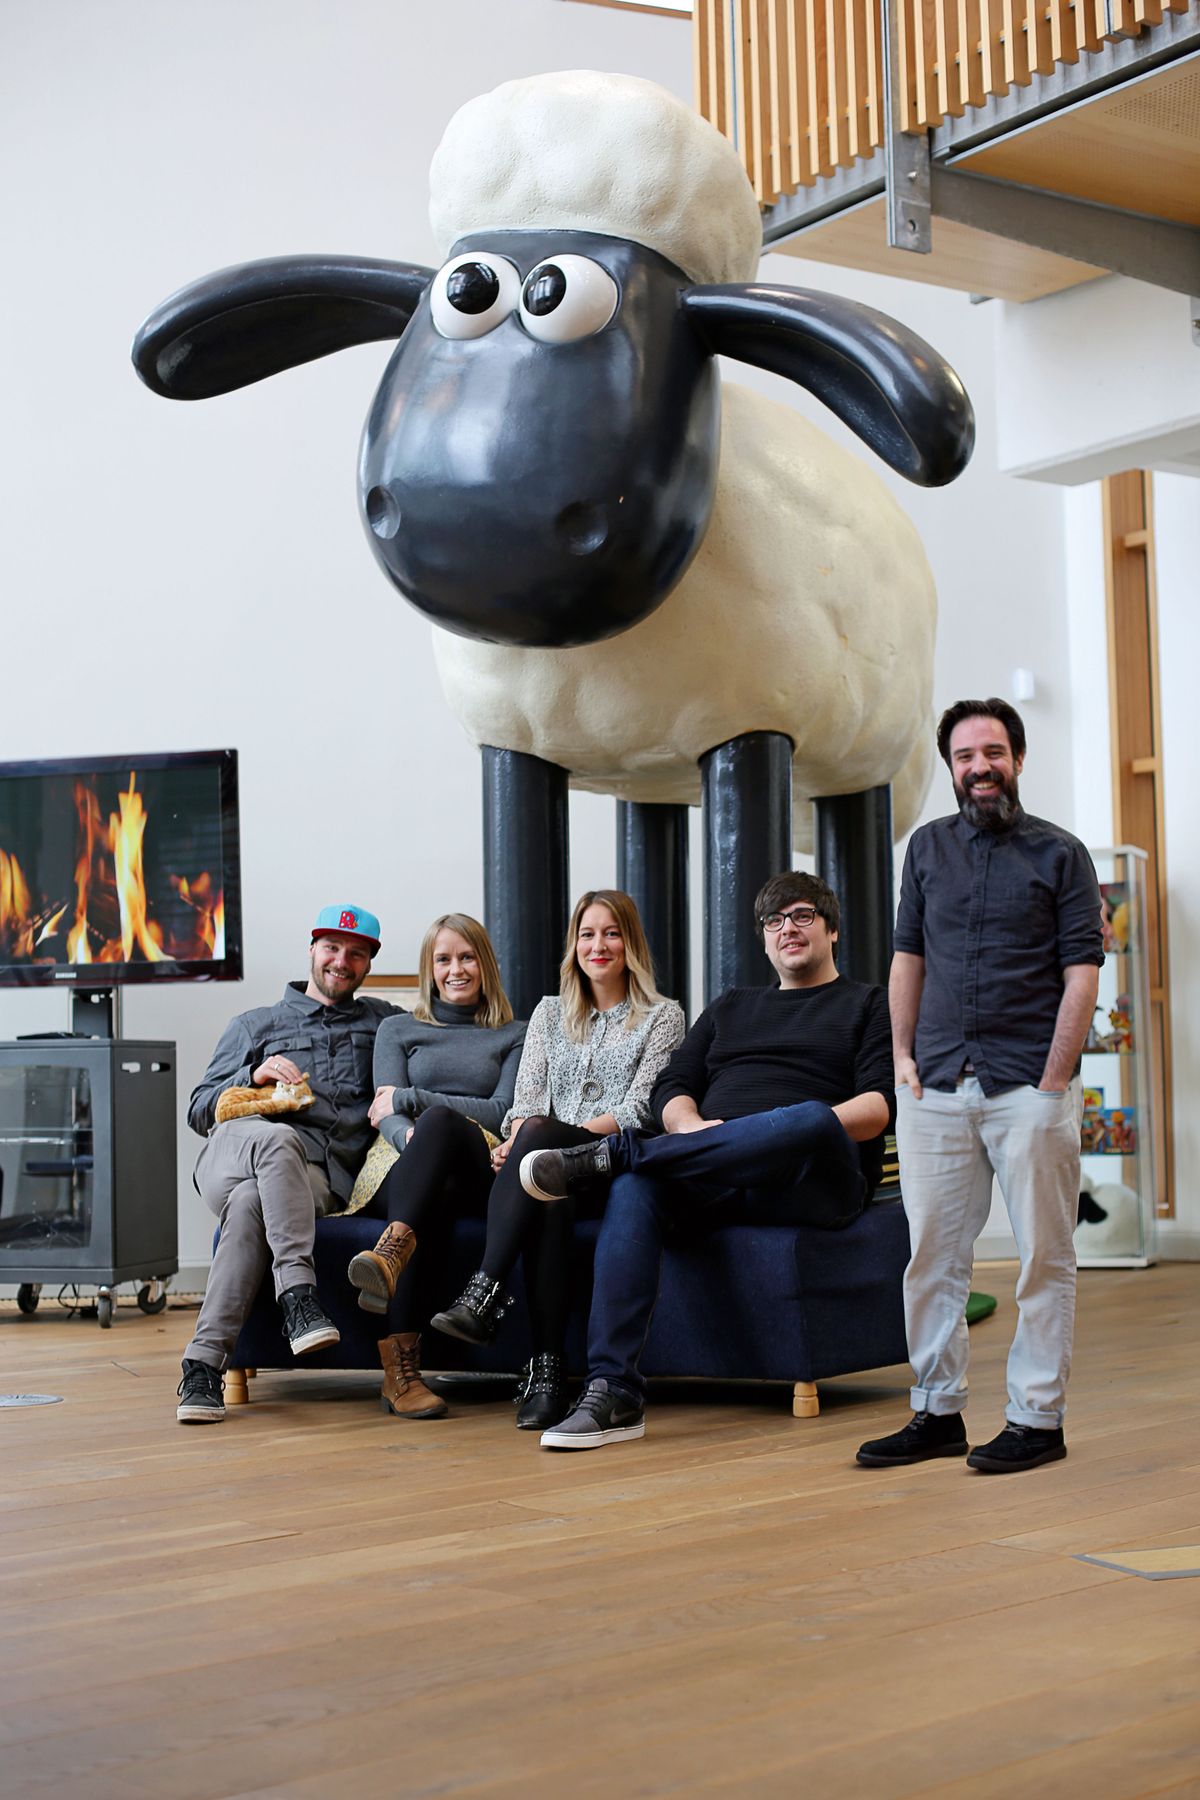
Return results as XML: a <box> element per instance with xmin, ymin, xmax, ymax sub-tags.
<box><xmin>434</xmin><ymin>378</ymin><xmax>936</xmax><ymax>846</ymax></box>
<box><xmin>427</xmin><ymin>72</ymin><xmax>938</xmax><ymax>853</ymax></box>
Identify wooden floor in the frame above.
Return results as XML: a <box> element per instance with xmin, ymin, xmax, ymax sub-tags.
<box><xmin>2</xmin><ymin>1264</ymin><xmax>1199</xmax><ymax>1799</ymax></box>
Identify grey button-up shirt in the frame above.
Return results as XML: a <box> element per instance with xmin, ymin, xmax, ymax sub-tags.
<box><xmin>894</xmin><ymin>808</ymin><xmax>1103</xmax><ymax>1095</ymax></box>
<box><xmin>187</xmin><ymin>982</ymin><xmax>402</xmax><ymax>1203</ymax></box>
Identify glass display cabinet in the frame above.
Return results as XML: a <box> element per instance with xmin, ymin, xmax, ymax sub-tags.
<box><xmin>0</xmin><ymin>1039</ymin><xmax>178</xmax><ymax>1324</ymax></box>
<box><xmin>1076</xmin><ymin>847</ymin><xmax>1157</xmax><ymax>1268</ymax></box>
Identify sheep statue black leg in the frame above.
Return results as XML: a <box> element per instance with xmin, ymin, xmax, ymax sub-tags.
<box><xmin>700</xmin><ymin>732</ymin><xmax>794</xmax><ymax>1003</ymax></box>
<box><xmin>616</xmin><ymin>801</ymin><xmax>691</xmax><ymax>1015</ymax></box>
<box><xmin>482</xmin><ymin>747</ymin><xmax>569</xmax><ymax>1022</ymax></box>
<box><xmin>813</xmin><ymin>785</ymin><xmax>895</xmax><ymax>986</ymax></box>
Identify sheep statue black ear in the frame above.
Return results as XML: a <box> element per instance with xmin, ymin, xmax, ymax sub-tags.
<box><xmin>132</xmin><ymin>255</ymin><xmax>435</xmax><ymax>400</ymax></box>
<box><xmin>682</xmin><ymin>284</ymin><xmax>975</xmax><ymax>487</ymax></box>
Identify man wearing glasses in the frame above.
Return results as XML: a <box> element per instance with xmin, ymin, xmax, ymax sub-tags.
<box><xmin>518</xmin><ymin>871</ymin><xmax>894</xmax><ymax>1449</ymax></box>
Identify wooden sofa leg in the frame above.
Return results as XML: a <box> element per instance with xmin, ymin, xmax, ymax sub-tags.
<box><xmin>792</xmin><ymin>1380</ymin><xmax>819</xmax><ymax>1419</ymax></box>
<box><xmin>225</xmin><ymin>1367</ymin><xmax>251</xmax><ymax>1405</ymax></box>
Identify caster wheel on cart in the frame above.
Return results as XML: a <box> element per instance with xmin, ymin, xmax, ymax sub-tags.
<box><xmin>97</xmin><ymin>1292</ymin><xmax>114</xmax><ymax>1329</ymax></box>
<box><xmin>137</xmin><ymin>1281</ymin><xmax>169</xmax><ymax>1316</ymax></box>
<box><xmin>16</xmin><ymin>1284</ymin><xmax>41</xmax><ymax>1315</ymax></box>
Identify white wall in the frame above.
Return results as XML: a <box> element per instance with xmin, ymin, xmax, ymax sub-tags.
<box><xmin>0</xmin><ymin>0</ymin><xmax>1080</xmax><ymax>1275</ymax></box>
<box><xmin>994</xmin><ymin>276</ymin><xmax>1200</xmax><ymax>484</ymax></box>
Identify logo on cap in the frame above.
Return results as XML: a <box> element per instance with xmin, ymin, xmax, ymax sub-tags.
<box><xmin>339</xmin><ymin>910</ymin><xmax>359</xmax><ymax>931</ymax></box>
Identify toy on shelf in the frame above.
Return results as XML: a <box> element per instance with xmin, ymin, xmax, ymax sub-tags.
<box><xmin>1085</xmin><ymin>996</ymin><xmax>1134</xmax><ymax>1054</ymax></box>
<box><xmin>1099</xmin><ymin>882</ymin><xmax>1130</xmax><ymax>954</ymax></box>
<box><xmin>1081</xmin><ymin>1099</ymin><xmax>1137</xmax><ymax>1156</ymax></box>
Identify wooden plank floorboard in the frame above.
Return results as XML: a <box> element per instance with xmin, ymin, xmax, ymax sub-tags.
<box><xmin>2</xmin><ymin>1264</ymin><xmax>1199</xmax><ymax>1795</ymax></box>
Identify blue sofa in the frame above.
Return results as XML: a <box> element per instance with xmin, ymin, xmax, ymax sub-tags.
<box><xmin>225</xmin><ymin>1181</ymin><xmax>911</xmax><ymax>1418</ymax></box>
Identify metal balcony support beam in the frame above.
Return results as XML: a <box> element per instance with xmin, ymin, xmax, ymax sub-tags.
<box><xmin>882</xmin><ymin>0</ymin><xmax>931</xmax><ymax>252</ymax></box>
<box><xmin>933</xmin><ymin>27</ymin><xmax>1200</xmax><ymax>161</ymax></box>
<box><xmin>760</xmin><ymin>27</ymin><xmax>1200</xmax><ymax>303</ymax></box>
<box><xmin>761</xmin><ymin>155</ymin><xmax>886</xmax><ymax>244</ymax></box>
<box><xmin>932</xmin><ymin>167</ymin><xmax>1200</xmax><ymax>300</ymax></box>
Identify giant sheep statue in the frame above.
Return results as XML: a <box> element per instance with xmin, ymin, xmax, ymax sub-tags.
<box><xmin>133</xmin><ymin>70</ymin><xmax>974</xmax><ymax>1014</ymax></box>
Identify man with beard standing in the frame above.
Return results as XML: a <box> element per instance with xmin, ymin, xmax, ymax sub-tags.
<box><xmin>858</xmin><ymin>701</ymin><xmax>1102</xmax><ymax>1474</ymax></box>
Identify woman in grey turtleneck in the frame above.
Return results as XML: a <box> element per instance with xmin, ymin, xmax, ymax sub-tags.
<box><xmin>346</xmin><ymin>913</ymin><xmax>525</xmax><ymax>1419</ymax></box>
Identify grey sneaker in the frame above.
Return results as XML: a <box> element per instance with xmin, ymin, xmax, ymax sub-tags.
<box><xmin>520</xmin><ymin>1138</ymin><xmax>613</xmax><ymax>1202</ymax></box>
<box><xmin>540</xmin><ymin>1379</ymin><xmax>645</xmax><ymax>1450</ymax></box>
<box><xmin>278</xmin><ymin>1284</ymin><xmax>340</xmax><ymax>1356</ymax></box>
<box><xmin>176</xmin><ymin>1358</ymin><xmax>225</xmax><ymax>1423</ymax></box>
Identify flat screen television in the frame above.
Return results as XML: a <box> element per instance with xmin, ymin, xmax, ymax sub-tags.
<box><xmin>0</xmin><ymin>749</ymin><xmax>242</xmax><ymax>990</ymax></box>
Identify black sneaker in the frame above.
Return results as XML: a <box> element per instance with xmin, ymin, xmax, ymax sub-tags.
<box><xmin>540</xmin><ymin>1378</ymin><xmax>645</xmax><ymax>1450</ymax></box>
<box><xmin>176</xmin><ymin>1358</ymin><xmax>225</xmax><ymax>1424</ymax></box>
<box><xmin>278</xmin><ymin>1284</ymin><xmax>340</xmax><ymax>1356</ymax></box>
<box><xmin>520</xmin><ymin>1138</ymin><xmax>613</xmax><ymax>1202</ymax></box>
<box><xmin>967</xmin><ymin>1423</ymin><xmax>1066</xmax><ymax>1473</ymax></box>
<box><xmin>856</xmin><ymin>1410</ymin><xmax>969</xmax><ymax>1467</ymax></box>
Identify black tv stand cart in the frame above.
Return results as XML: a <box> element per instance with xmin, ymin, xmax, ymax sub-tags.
<box><xmin>0</xmin><ymin>1035</ymin><xmax>178</xmax><ymax>1327</ymax></box>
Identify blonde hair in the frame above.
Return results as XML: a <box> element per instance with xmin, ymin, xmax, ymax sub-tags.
<box><xmin>558</xmin><ymin>889</ymin><xmax>666</xmax><ymax>1044</ymax></box>
<box><xmin>413</xmin><ymin>913</ymin><xmax>514</xmax><ymax>1029</ymax></box>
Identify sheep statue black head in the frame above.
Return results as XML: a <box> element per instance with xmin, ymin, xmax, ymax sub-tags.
<box><xmin>132</xmin><ymin>70</ymin><xmax>974</xmax><ymax>651</ymax></box>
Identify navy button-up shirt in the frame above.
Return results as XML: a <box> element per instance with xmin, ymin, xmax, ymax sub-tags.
<box><xmin>894</xmin><ymin>809</ymin><xmax>1103</xmax><ymax>1095</ymax></box>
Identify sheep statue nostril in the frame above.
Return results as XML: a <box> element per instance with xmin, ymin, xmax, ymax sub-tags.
<box><xmin>365</xmin><ymin>484</ymin><xmax>402</xmax><ymax>540</ymax></box>
<box><xmin>555</xmin><ymin>501</ymin><xmax>609</xmax><ymax>557</ymax></box>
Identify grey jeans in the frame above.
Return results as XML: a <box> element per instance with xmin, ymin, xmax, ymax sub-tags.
<box><xmin>898</xmin><ymin>1076</ymin><xmax>1084</xmax><ymax>1428</ymax></box>
<box><xmin>184</xmin><ymin>1116</ymin><xmax>333</xmax><ymax>1369</ymax></box>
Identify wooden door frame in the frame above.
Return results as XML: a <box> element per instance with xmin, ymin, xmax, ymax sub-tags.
<box><xmin>1101</xmin><ymin>470</ymin><xmax>1174</xmax><ymax>1218</ymax></box>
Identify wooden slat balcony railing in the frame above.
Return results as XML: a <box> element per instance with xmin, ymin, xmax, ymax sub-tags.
<box><xmin>695</xmin><ymin>0</ymin><xmax>1193</xmax><ymax>205</ymax></box>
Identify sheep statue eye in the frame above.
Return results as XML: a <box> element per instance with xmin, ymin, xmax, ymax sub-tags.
<box><xmin>519</xmin><ymin>255</ymin><xmax>619</xmax><ymax>345</ymax></box>
<box><xmin>430</xmin><ymin>253</ymin><xmax>520</xmax><ymax>339</ymax></box>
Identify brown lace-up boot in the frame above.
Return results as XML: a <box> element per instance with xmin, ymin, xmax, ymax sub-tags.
<box><xmin>378</xmin><ymin>1332</ymin><xmax>448</xmax><ymax>1419</ymax></box>
<box><xmin>348</xmin><ymin>1222</ymin><xmax>416</xmax><ymax>1314</ymax></box>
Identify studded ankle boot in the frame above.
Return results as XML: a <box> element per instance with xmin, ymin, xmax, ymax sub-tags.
<box><xmin>348</xmin><ymin>1222</ymin><xmax>417</xmax><ymax>1315</ymax></box>
<box><xmin>430</xmin><ymin>1271</ymin><xmax>513</xmax><ymax>1345</ymax></box>
<box><xmin>378</xmin><ymin>1332</ymin><xmax>447</xmax><ymax>1419</ymax></box>
<box><xmin>514</xmin><ymin>1352</ymin><xmax>571</xmax><ymax>1431</ymax></box>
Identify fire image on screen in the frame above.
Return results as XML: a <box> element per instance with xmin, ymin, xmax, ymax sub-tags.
<box><xmin>0</xmin><ymin>763</ymin><xmax>232</xmax><ymax>975</ymax></box>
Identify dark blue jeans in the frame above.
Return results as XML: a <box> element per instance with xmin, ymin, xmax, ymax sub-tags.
<box><xmin>587</xmin><ymin>1104</ymin><xmax>865</xmax><ymax>1402</ymax></box>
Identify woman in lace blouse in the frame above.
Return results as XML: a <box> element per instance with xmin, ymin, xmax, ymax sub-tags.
<box><xmin>432</xmin><ymin>889</ymin><xmax>684</xmax><ymax>1430</ymax></box>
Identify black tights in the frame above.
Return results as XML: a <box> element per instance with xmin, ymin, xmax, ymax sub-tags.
<box><xmin>365</xmin><ymin>1107</ymin><xmax>608</xmax><ymax>1354</ymax></box>
<box><xmin>481</xmin><ymin>1116</ymin><xmax>610</xmax><ymax>1356</ymax></box>
<box><xmin>363</xmin><ymin>1106</ymin><xmax>492</xmax><ymax>1333</ymax></box>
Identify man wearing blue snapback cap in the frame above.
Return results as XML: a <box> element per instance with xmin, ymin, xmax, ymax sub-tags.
<box><xmin>177</xmin><ymin>904</ymin><xmax>399</xmax><ymax>1423</ymax></box>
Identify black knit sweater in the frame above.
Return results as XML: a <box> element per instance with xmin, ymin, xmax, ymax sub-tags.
<box><xmin>650</xmin><ymin>978</ymin><xmax>895</xmax><ymax>1194</ymax></box>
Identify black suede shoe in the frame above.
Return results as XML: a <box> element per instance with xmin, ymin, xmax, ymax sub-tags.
<box><xmin>540</xmin><ymin>1379</ymin><xmax>645</xmax><ymax>1450</ymax></box>
<box><xmin>856</xmin><ymin>1411</ymin><xmax>969</xmax><ymax>1466</ymax></box>
<box><xmin>520</xmin><ymin>1138</ymin><xmax>613</xmax><ymax>1202</ymax></box>
<box><xmin>278</xmin><ymin>1284</ymin><xmax>340</xmax><ymax>1356</ymax></box>
<box><xmin>430</xmin><ymin>1271</ymin><xmax>513</xmax><ymax>1345</ymax></box>
<box><xmin>967</xmin><ymin>1423</ymin><xmax>1066</xmax><ymax>1473</ymax></box>
<box><xmin>514</xmin><ymin>1353</ymin><xmax>571</xmax><ymax>1431</ymax></box>
<box><xmin>176</xmin><ymin>1358</ymin><xmax>225</xmax><ymax>1424</ymax></box>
